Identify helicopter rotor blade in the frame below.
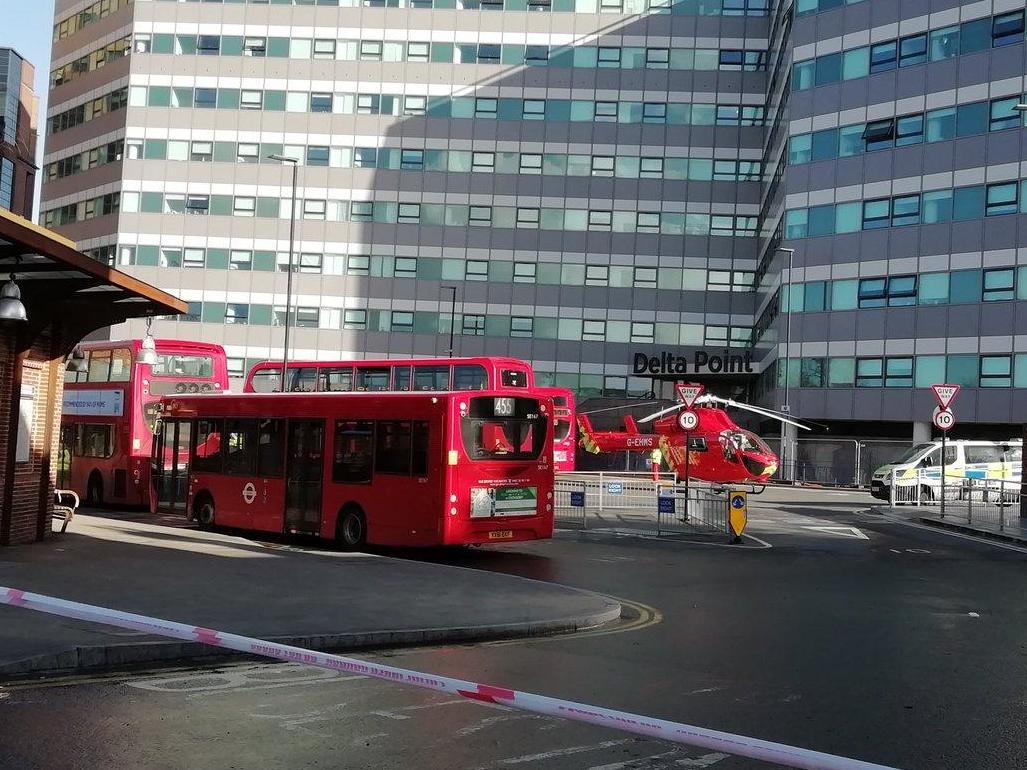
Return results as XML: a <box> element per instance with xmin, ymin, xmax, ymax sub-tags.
<box><xmin>580</xmin><ymin>401</ymin><xmax>665</xmax><ymax>416</ymax></box>
<box><xmin>636</xmin><ymin>402</ymin><xmax>686</xmax><ymax>424</ymax></box>
<box><xmin>701</xmin><ymin>395</ymin><xmax>812</xmax><ymax>431</ymax></box>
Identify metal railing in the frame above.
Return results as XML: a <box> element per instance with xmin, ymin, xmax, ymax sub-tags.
<box><xmin>554</xmin><ymin>472</ymin><xmax>731</xmax><ymax>538</ymax></box>
<box><xmin>764</xmin><ymin>437</ymin><xmax>914</xmax><ymax>487</ymax></box>
<box><xmin>885</xmin><ymin>468</ymin><xmax>1022</xmax><ymax>533</ymax></box>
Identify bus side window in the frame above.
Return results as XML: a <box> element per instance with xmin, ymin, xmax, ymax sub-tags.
<box><xmin>500</xmin><ymin>369</ymin><xmax>528</xmax><ymax>388</ymax></box>
<box><xmin>454</xmin><ymin>364</ymin><xmax>488</xmax><ymax>390</ymax></box>
<box><xmin>356</xmin><ymin>367</ymin><xmax>389</xmax><ymax>391</ymax></box>
<box><xmin>414</xmin><ymin>366</ymin><xmax>449</xmax><ymax>391</ymax></box>
<box><xmin>224</xmin><ymin>419</ymin><xmax>258</xmax><ymax>475</ymax></box>
<box><xmin>333</xmin><ymin>420</ymin><xmax>373</xmax><ymax>483</ymax></box>
<box><xmin>257</xmin><ymin>419</ymin><xmax>285</xmax><ymax>477</ymax></box>
<box><xmin>393</xmin><ymin>366</ymin><xmax>412</xmax><ymax>391</ymax></box>
<box><xmin>375</xmin><ymin>421</ymin><xmax>412</xmax><ymax>475</ymax></box>
<box><xmin>320</xmin><ymin>367</ymin><xmax>353</xmax><ymax>393</ymax></box>
<box><xmin>193</xmin><ymin>419</ymin><xmax>223</xmax><ymax>473</ymax></box>
<box><xmin>251</xmin><ymin>368</ymin><xmax>281</xmax><ymax>393</ymax></box>
<box><xmin>291</xmin><ymin>367</ymin><xmax>317</xmax><ymax>392</ymax></box>
<box><xmin>412</xmin><ymin>421</ymin><xmax>429</xmax><ymax>476</ymax></box>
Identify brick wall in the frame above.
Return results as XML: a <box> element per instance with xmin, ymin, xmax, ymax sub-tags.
<box><xmin>0</xmin><ymin>325</ymin><xmax>63</xmax><ymax>545</ymax></box>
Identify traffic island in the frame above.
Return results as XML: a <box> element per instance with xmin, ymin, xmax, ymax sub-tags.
<box><xmin>0</xmin><ymin>515</ymin><xmax>621</xmax><ymax>677</ymax></box>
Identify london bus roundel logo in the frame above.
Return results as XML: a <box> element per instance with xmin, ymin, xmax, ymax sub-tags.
<box><xmin>242</xmin><ymin>483</ymin><xmax>257</xmax><ymax>505</ymax></box>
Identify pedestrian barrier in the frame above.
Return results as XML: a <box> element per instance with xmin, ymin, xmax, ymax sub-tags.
<box><xmin>886</xmin><ymin>468</ymin><xmax>1022</xmax><ymax>533</ymax></box>
<box><xmin>0</xmin><ymin>586</ymin><xmax>900</xmax><ymax>770</ymax></box>
<box><xmin>554</xmin><ymin>471</ymin><xmax>732</xmax><ymax>539</ymax></box>
<box><xmin>764</xmin><ymin>438</ymin><xmax>914</xmax><ymax>487</ymax></box>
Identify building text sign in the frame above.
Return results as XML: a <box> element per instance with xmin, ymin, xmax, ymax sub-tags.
<box><xmin>634</xmin><ymin>350</ymin><xmax>755</xmax><ymax>376</ymax></box>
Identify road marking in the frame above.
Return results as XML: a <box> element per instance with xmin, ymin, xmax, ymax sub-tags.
<box><xmin>456</xmin><ymin>713</ymin><xmax>543</xmax><ymax>736</ymax></box>
<box><xmin>684</xmin><ymin>687</ymin><xmax>721</xmax><ymax>696</ymax></box>
<box><xmin>801</xmin><ymin>526</ymin><xmax>869</xmax><ymax>540</ymax></box>
<box><xmin>586</xmin><ymin>748</ymin><xmax>680</xmax><ymax>769</ymax></box>
<box><xmin>371</xmin><ymin>699</ymin><xmax>467</xmax><ymax>719</ymax></box>
<box><xmin>872</xmin><ymin>511</ymin><xmax>1027</xmax><ymax>554</ymax></box>
<box><xmin>501</xmin><ymin>739</ymin><xmax>636</xmax><ymax>764</ymax></box>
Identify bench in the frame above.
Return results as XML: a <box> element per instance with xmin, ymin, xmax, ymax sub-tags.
<box><xmin>53</xmin><ymin>489</ymin><xmax>80</xmax><ymax>534</ymax></box>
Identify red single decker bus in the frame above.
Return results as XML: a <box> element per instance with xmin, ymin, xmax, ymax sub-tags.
<box><xmin>151</xmin><ymin>391</ymin><xmax>555</xmax><ymax>548</ymax></box>
<box><xmin>243</xmin><ymin>356</ymin><xmax>534</xmax><ymax>394</ymax></box>
<box><xmin>60</xmin><ymin>339</ymin><xmax>229</xmax><ymax>506</ymax></box>
<box><xmin>536</xmin><ymin>387</ymin><xmax>576</xmax><ymax>471</ymax></box>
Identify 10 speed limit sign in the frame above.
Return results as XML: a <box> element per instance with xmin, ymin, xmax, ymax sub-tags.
<box><xmin>932</xmin><ymin>407</ymin><xmax>955</xmax><ymax>432</ymax></box>
<box><xmin>678</xmin><ymin>410</ymin><xmax>699</xmax><ymax>431</ymax></box>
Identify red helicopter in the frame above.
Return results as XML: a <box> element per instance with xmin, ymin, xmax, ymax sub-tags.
<box><xmin>577</xmin><ymin>384</ymin><xmax>810</xmax><ymax>484</ymax></box>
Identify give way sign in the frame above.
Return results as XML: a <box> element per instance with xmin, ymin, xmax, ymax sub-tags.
<box><xmin>675</xmin><ymin>383</ymin><xmax>705</xmax><ymax>408</ymax></box>
<box><xmin>931</xmin><ymin>384</ymin><xmax>960</xmax><ymax>410</ymax></box>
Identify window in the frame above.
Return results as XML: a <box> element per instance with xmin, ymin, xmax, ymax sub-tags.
<box><xmin>634</xmin><ymin>267</ymin><xmax>657</xmax><ymax>288</ymax></box>
<box><xmin>642</xmin><ymin>102</ymin><xmax>666</xmax><ymax>124</ymax></box>
<box><xmin>395</xmin><ymin>257</ymin><xmax>417</xmax><ymax>278</ymax></box>
<box><xmin>343</xmin><ymin>309</ymin><xmax>367</xmax><ymax>330</ymax></box>
<box><xmin>898</xmin><ymin>34</ymin><xmax>927</xmax><ymax>67</ymax></box>
<box><xmin>511</xmin><ymin>317</ymin><xmax>534</xmax><ymax>337</ymax></box>
<box><xmin>513</xmin><ymin>262</ymin><xmax>536</xmax><ymax>283</ymax></box>
<box><xmin>862</xmin><ymin>119</ymin><xmax>894</xmax><ymax>150</ymax></box>
<box><xmin>630</xmin><ymin>322</ymin><xmax>655</xmax><ymax>343</ymax></box>
<box><xmin>986</xmin><ymin>183</ymin><xmax>1018</xmax><ymax>216</ymax></box>
<box><xmin>307</xmin><ymin>146</ymin><xmax>330</xmax><ymax>167</ymax></box>
<box><xmin>404</xmin><ymin>96</ymin><xmax>427</xmax><ymax>116</ymax></box>
<box><xmin>884</xmin><ymin>357</ymin><xmax>913</xmax><ymax>387</ymax></box>
<box><xmin>983</xmin><ymin>268</ymin><xmax>1015</xmax><ymax>301</ymax></box>
<box><xmin>887</xmin><ymin>275</ymin><xmax>917</xmax><ymax>306</ymax></box>
<box><xmin>475</xmin><ymin>98</ymin><xmax>498</xmax><ymax>118</ymax></box>
<box><xmin>520</xmin><ymin>154</ymin><xmax>542</xmax><ymax>174</ymax></box>
<box><xmin>477</xmin><ymin>44</ymin><xmax>501</xmax><ymax>64</ymax></box>
<box><xmin>193</xmin><ymin>419</ymin><xmax>223</xmax><ymax>473</ymax></box>
<box><xmin>357</xmin><ymin>94</ymin><xmax>380</xmax><ymax>114</ymax></box>
<box><xmin>333</xmin><ymin>420</ymin><xmax>374</xmax><ymax>483</ymax></box>
<box><xmin>408</xmin><ymin>42</ymin><xmax>430</xmax><ymax>62</ymax></box>
<box><xmin>303</xmin><ymin>199</ymin><xmax>327</xmax><ymax>220</ymax></box>
<box><xmin>376</xmin><ymin>421</ymin><xmax>413</xmax><ymax>475</ymax></box>
<box><xmin>359</xmin><ymin>40</ymin><xmax>383</xmax><ymax>60</ymax></box>
<box><xmin>895</xmin><ymin>114</ymin><xmax>924</xmax><ymax>146</ymax></box>
<box><xmin>862</xmin><ymin>199</ymin><xmax>891</xmax><ymax>229</ymax></box>
<box><xmin>413</xmin><ymin>366</ymin><xmax>449</xmax><ymax>391</ymax></box>
<box><xmin>636</xmin><ymin>212</ymin><xmax>661</xmax><ymax>233</ymax></box>
<box><xmin>194</xmin><ymin>88</ymin><xmax>216</xmax><ymax>109</ymax></box>
<box><xmin>400</xmin><ymin>149</ymin><xmax>423</xmax><ymax>170</ymax></box>
<box><xmin>233</xmin><ymin>197</ymin><xmax>256</xmax><ymax>217</ymax></box>
<box><xmin>310</xmin><ymin>93</ymin><xmax>333</xmax><ymax>113</ymax></box>
<box><xmin>190</xmin><ymin>141</ymin><xmax>213</xmax><ymax>162</ymax></box>
<box><xmin>351</xmin><ymin>202</ymin><xmax>373</xmax><ymax>222</ymax></box>
<box><xmin>186</xmin><ymin>195</ymin><xmax>209</xmax><ymax>215</ymax></box>
<box><xmin>462</xmin><ymin>314</ymin><xmax>486</xmax><ymax>336</ymax></box>
<box><xmin>646</xmin><ymin>48</ymin><xmax>669</xmax><ymax>69</ymax></box>
<box><xmin>591</xmin><ymin>156</ymin><xmax>614</xmax><ymax>177</ymax></box>
<box><xmin>585</xmin><ymin>265</ymin><xmax>609</xmax><ymax>286</ymax></box>
<box><xmin>464</xmin><ymin>260</ymin><xmax>489</xmax><ymax>282</ymax></box>
<box><xmin>891</xmin><ymin>195</ymin><xmax>920</xmax><ymax>227</ymax></box>
<box><xmin>237</xmin><ymin>143</ymin><xmax>259</xmax><ymax>164</ymax></box>
<box><xmin>313</xmin><ymin>39</ymin><xmax>336</xmax><ymax>60</ymax></box>
<box><xmin>244</xmin><ymin>37</ymin><xmax>267</xmax><ymax>56</ymax></box>
<box><xmin>582</xmin><ymin>320</ymin><xmax>606</xmax><ymax>341</ymax></box>
<box><xmin>855</xmin><ymin>358</ymin><xmax>883</xmax><ymax>388</ymax></box>
<box><xmin>398</xmin><ymin>203</ymin><xmax>420</xmax><ymax>224</ymax></box>
<box><xmin>471</xmin><ymin>152</ymin><xmax>495</xmax><ymax>173</ymax></box>
<box><xmin>980</xmin><ymin>355</ymin><xmax>1012</xmax><ymax>387</ymax></box>
<box><xmin>76</xmin><ymin>424</ymin><xmax>114</xmax><ymax>459</ymax></box>
<box><xmin>869</xmin><ymin>40</ymin><xmax>897</xmax><ymax>73</ymax></box>
<box><xmin>390</xmin><ymin>311</ymin><xmax>414</xmax><ymax>331</ymax></box>
<box><xmin>223</xmin><ymin>420</ymin><xmax>258</xmax><ymax>475</ymax></box>
<box><xmin>858</xmin><ymin>278</ymin><xmax>887</xmax><ymax>309</ymax></box>
<box><xmin>516</xmin><ymin>207</ymin><xmax>540</xmax><ymax>228</ymax></box>
<box><xmin>639</xmin><ymin>157</ymin><xmax>663</xmax><ymax>178</ymax></box>
<box><xmin>523</xmin><ymin>100</ymin><xmax>545</xmax><ymax>120</ymax></box>
<box><xmin>240</xmin><ymin>90</ymin><xmax>263</xmax><ymax>110</ymax></box>
<box><xmin>588</xmin><ymin>210</ymin><xmax>612</xmax><ymax>231</ymax></box>
<box><xmin>469</xmin><ymin>206</ymin><xmax>492</xmax><ymax>226</ymax></box>
<box><xmin>992</xmin><ymin>11</ymin><xmax>1025</xmax><ymax>47</ymax></box>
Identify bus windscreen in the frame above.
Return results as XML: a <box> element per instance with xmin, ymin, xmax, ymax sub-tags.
<box><xmin>461</xmin><ymin>397</ymin><xmax>547</xmax><ymax>461</ymax></box>
<box><xmin>153</xmin><ymin>354</ymin><xmax>215</xmax><ymax>378</ymax></box>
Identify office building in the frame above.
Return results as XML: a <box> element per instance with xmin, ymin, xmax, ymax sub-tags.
<box><xmin>0</xmin><ymin>48</ymin><xmax>38</xmax><ymax>219</ymax></box>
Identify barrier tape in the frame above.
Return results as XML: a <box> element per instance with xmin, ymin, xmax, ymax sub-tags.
<box><xmin>0</xmin><ymin>586</ymin><xmax>899</xmax><ymax>770</ymax></box>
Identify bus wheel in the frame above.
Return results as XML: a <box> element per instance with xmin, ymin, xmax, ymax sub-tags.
<box><xmin>337</xmin><ymin>506</ymin><xmax>366</xmax><ymax>551</ymax></box>
<box><xmin>86</xmin><ymin>472</ymin><xmax>103</xmax><ymax>506</ymax></box>
<box><xmin>919</xmin><ymin>485</ymin><xmax>934</xmax><ymax>504</ymax></box>
<box><xmin>195</xmin><ymin>494</ymin><xmax>216</xmax><ymax>530</ymax></box>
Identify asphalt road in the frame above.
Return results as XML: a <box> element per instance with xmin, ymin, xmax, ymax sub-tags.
<box><xmin>4</xmin><ymin>488</ymin><xmax>1027</xmax><ymax>770</ymax></box>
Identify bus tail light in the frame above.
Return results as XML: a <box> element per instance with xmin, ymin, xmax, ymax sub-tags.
<box><xmin>448</xmin><ymin>450</ymin><xmax>459</xmax><ymax>466</ymax></box>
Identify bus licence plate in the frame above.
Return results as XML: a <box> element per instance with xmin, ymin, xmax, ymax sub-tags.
<box><xmin>489</xmin><ymin>530</ymin><xmax>514</xmax><ymax>540</ymax></box>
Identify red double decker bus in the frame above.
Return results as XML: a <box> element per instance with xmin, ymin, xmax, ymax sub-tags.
<box><xmin>60</xmin><ymin>339</ymin><xmax>229</xmax><ymax>506</ymax></box>
<box><xmin>536</xmin><ymin>387</ymin><xmax>576</xmax><ymax>472</ymax></box>
<box><xmin>151</xmin><ymin>391</ymin><xmax>554</xmax><ymax>548</ymax></box>
<box><xmin>243</xmin><ymin>356</ymin><xmax>534</xmax><ymax>394</ymax></box>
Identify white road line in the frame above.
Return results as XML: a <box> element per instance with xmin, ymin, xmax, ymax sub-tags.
<box><xmin>500</xmin><ymin>739</ymin><xmax>636</xmax><ymax>764</ymax></box>
<box><xmin>675</xmin><ymin>754</ymin><xmax>731</xmax><ymax>767</ymax></box>
<box><xmin>586</xmin><ymin>748</ymin><xmax>680</xmax><ymax>769</ymax></box>
<box><xmin>801</xmin><ymin>526</ymin><xmax>869</xmax><ymax>540</ymax></box>
<box><xmin>456</xmin><ymin>713</ymin><xmax>544</xmax><ymax>736</ymax></box>
<box><xmin>873</xmin><ymin>511</ymin><xmax>1027</xmax><ymax>554</ymax></box>
<box><xmin>371</xmin><ymin>698</ymin><xmax>468</xmax><ymax>719</ymax></box>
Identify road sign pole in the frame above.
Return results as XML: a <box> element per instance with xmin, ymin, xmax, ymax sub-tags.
<box><xmin>940</xmin><ymin>430</ymin><xmax>945</xmax><ymax>519</ymax></box>
<box><xmin>683</xmin><ymin>433</ymin><xmax>690</xmax><ymax>522</ymax></box>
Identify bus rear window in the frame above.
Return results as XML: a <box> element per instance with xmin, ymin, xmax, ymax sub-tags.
<box><xmin>461</xmin><ymin>397</ymin><xmax>546</xmax><ymax>461</ymax></box>
<box><xmin>500</xmin><ymin>369</ymin><xmax>528</xmax><ymax>388</ymax></box>
<box><xmin>153</xmin><ymin>354</ymin><xmax>214</xmax><ymax>378</ymax></box>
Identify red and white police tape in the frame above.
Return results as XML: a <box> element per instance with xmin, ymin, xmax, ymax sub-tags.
<box><xmin>0</xmin><ymin>586</ymin><xmax>899</xmax><ymax>770</ymax></box>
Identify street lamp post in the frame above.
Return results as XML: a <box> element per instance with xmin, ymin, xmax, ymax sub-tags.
<box><xmin>269</xmin><ymin>154</ymin><xmax>299</xmax><ymax>392</ymax></box>
<box><xmin>441</xmin><ymin>285</ymin><xmax>457</xmax><ymax>356</ymax></box>
<box><xmin>777</xmin><ymin>246</ymin><xmax>796</xmax><ymax>481</ymax></box>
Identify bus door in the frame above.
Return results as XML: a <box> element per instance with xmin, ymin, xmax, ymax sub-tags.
<box><xmin>153</xmin><ymin>419</ymin><xmax>192</xmax><ymax>514</ymax></box>
<box><xmin>285</xmin><ymin>420</ymin><xmax>325</xmax><ymax>535</ymax></box>
<box><xmin>57</xmin><ymin>425</ymin><xmax>75</xmax><ymax>489</ymax></box>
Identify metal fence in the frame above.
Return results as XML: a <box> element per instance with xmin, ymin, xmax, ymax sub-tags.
<box><xmin>885</xmin><ymin>468</ymin><xmax>1022</xmax><ymax>533</ymax></box>
<box><xmin>554</xmin><ymin>472</ymin><xmax>731</xmax><ymax>538</ymax></box>
<box><xmin>763</xmin><ymin>437</ymin><xmax>914</xmax><ymax>487</ymax></box>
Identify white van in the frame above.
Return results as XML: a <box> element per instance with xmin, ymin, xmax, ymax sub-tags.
<box><xmin>870</xmin><ymin>440</ymin><xmax>1022</xmax><ymax>501</ymax></box>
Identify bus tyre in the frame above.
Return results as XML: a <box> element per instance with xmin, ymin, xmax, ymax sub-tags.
<box><xmin>86</xmin><ymin>472</ymin><xmax>103</xmax><ymax>506</ymax></box>
<box><xmin>919</xmin><ymin>485</ymin><xmax>934</xmax><ymax>504</ymax></box>
<box><xmin>195</xmin><ymin>495</ymin><xmax>216</xmax><ymax>530</ymax></box>
<box><xmin>337</xmin><ymin>507</ymin><xmax>366</xmax><ymax>551</ymax></box>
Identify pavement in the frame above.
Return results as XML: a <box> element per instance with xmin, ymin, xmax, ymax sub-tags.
<box><xmin>5</xmin><ymin>490</ymin><xmax>1027</xmax><ymax>769</ymax></box>
<box><xmin>0</xmin><ymin>514</ymin><xmax>621</xmax><ymax>676</ymax></box>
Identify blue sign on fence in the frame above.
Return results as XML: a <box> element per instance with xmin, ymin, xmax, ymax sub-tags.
<box><xmin>607</xmin><ymin>482</ymin><xmax>624</xmax><ymax>495</ymax></box>
<box><xmin>570</xmin><ymin>491</ymin><xmax>585</xmax><ymax>507</ymax></box>
<box><xmin>658</xmin><ymin>496</ymin><xmax>676</xmax><ymax>515</ymax></box>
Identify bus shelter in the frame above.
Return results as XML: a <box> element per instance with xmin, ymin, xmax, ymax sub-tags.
<box><xmin>0</xmin><ymin>209</ymin><xmax>185</xmax><ymax>545</ymax></box>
